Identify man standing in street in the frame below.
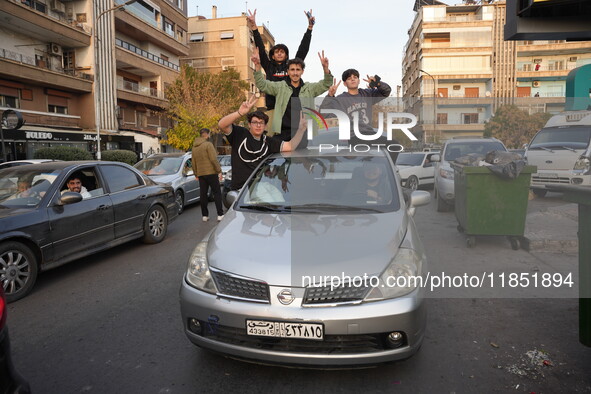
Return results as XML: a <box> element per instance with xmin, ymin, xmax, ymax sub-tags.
<box><xmin>191</xmin><ymin>128</ymin><xmax>224</xmax><ymax>222</ymax></box>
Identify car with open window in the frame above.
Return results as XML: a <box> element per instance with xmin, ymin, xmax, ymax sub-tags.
<box><xmin>395</xmin><ymin>152</ymin><xmax>437</xmax><ymax>190</ymax></box>
<box><xmin>180</xmin><ymin>147</ymin><xmax>431</xmax><ymax>366</ymax></box>
<box><xmin>0</xmin><ymin>161</ymin><xmax>177</xmax><ymax>302</ymax></box>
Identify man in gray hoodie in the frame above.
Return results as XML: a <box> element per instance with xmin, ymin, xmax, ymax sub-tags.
<box><xmin>191</xmin><ymin>128</ymin><xmax>224</xmax><ymax>222</ymax></box>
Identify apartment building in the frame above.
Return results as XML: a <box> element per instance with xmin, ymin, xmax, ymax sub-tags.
<box><xmin>402</xmin><ymin>0</ymin><xmax>591</xmax><ymax>144</ymax></box>
<box><xmin>184</xmin><ymin>6</ymin><xmax>275</xmax><ymax>107</ymax></box>
<box><xmin>0</xmin><ymin>0</ymin><xmax>188</xmax><ymax>161</ymax></box>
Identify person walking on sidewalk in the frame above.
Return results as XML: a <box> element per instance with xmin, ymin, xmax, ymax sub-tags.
<box><xmin>191</xmin><ymin>128</ymin><xmax>224</xmax><ymax>222</ymax></box>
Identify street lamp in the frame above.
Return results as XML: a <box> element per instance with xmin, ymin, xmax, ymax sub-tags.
<box><xmin>419</xmin><ymin>69</ymin><xmax>437</xmax><ymax>146</ymax></box>
<box><xmin>93</xmin><ymin>0</ymin><xmax>137</xmax><ymax>160</ymax></box>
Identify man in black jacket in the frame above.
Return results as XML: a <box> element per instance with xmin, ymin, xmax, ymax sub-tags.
<box><xmin>247</xmin><ymin>9</ymin><xmax>315</xmax><ymax>133</ymax></box>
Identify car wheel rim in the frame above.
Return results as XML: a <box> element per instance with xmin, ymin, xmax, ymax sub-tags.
<box><xmin>149</xmin><ymin>209</ymin><xmax>164</xmax><ymax>238</ymax></box>
<box><xmin>175</xmin><ymin>192</ymin><xmax>183</xmax><ymax>213</ymax></box>
<box><xmin>0</xmin><ymin>250</ymin><xmax>31</xmax><ymax>295</ymax></box>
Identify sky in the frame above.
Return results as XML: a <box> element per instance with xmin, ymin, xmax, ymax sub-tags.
<box><xmin>186</xmin><ymin>0</ymin><xmax>435</xmax><ymax>96</ymax></box>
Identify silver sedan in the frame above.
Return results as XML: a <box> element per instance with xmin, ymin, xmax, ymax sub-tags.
<box><xmin>180</xmin><ymin>149</ymin><xmax>431</xmax><ymax>366</ymax></box>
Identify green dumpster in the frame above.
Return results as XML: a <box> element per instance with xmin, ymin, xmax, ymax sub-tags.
<box><xmin>452</xmin><ymin>164</ymin><xmax>537</xmax><ymax>249</ymax></box>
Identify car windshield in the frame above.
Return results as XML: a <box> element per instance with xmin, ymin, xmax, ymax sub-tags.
<box><xmin>396</xmin><ymin>153</ymin><xmax>425</xmax><ymax>166</ymax></box>
<box><xmin>0</xmin><ymin>167</ymin><xmax>60</xmax><ymax>208</ymax></box>
<box><xmin>529</xmin><ymin>126</ymin><xmax>591</xmax><ymax>150</ymax></box>
<box><xmin>218</xmin><ymin>156</ymin><xmax>231</xmax><ymax>166</ymax></box>
<box><xmin>135</xmin><ymin>156</ymin><xmax>183</xmax><ymax>176</ymax></box>
<box><xmin>444</xmin><ymin>141</ymin><xmax>506</xmax><ymax>161</ymax></box>
<box><xmin>237</xmin><ymin>155</ymin><xmax>400</xmax><ymax>213</ymax></box>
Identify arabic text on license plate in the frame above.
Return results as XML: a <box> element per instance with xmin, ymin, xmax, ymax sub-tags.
<box><xmin>246</xmin><ymin>320</ymin><xmax>324</xmax><ymax>340</ymax></box>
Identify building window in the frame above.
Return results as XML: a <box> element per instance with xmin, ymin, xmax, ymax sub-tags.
<box><xmin>63</xmin><ymin>51</ymin><xmax>75</xmax><ymax>71</ymax></box>
<box><xmin>190</xmin><ymin>33</ymin><xmax>204</xmax><ymax>42</ymax></box>
<box><xmin>462</xmin><ymin>113</ymin><xmax>479</xmax><ymax>124</ymax></box>
<box><xmin>34</xmin><ymin>1</ymin><xmax>47</xmax><ymax>13</ymax></box>
<box><xmin>163</xmin><ymin>17</ymin><xmax>174</xmax><ymax>37</ymax></box>
<box><xmin>220</xmin><ymin>31</ymin><xmax>234</xmax><ymax>40</ymax></box>
<box><xmin>48</xmin><ymin>105</ymin><xmax>68</xmax><ymax>114</ymax></box>
<box><xmin>437</xmin><ymin>113</ymin><xmax>448</xmax><ymax>125</ymax></box>
<box><xmin>0</xmin><ymin>94</ymin><xmax>19</xmax><ymax>108</ymax></box>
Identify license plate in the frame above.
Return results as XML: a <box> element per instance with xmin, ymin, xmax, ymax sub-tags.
<box><xmin>246</xmin><ymin>320</ymin><xmax>324</xmax><ymax>340</ymax></box>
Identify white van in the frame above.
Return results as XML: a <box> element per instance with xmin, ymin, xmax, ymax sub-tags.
<box><xmin>525</xmin><ymin>110</ymin><xmax>591</xmax><ymax>197</ymax></box>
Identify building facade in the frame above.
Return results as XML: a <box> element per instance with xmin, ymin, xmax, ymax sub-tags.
<box><xmin>0</xmin><ymin>0</ymin><xmax>188</xmax><ymax>162</ymax></box>
<box><xmin>402</xmin><ymin>0</ymin><xmax>591</xmax><ymax>145</ymax></box>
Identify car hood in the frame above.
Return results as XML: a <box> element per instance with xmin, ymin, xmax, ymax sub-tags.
<box><xmin>526</xmin><ymin>149</ymin><xmax>584</xmax><ymax>171</ymax></box>
<box><xmin>0</xmin><ymin>206</ymin><xmax>36</xmax><ymax>219</ymax></box>
<box><xmin>147</xmin><ymin>174</ymin><xmax>176</xmax><ymax>184</ymax></box>
<box><xmin>206</xmin><ymin>209</ymin><xmax>408</xmax><ymax>287</ymax></box>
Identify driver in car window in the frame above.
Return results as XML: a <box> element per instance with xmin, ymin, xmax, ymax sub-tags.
<box><xmin>62</xmin><ymin>175</ymin><xmax>91</xmax><ymax>199</ymax></box>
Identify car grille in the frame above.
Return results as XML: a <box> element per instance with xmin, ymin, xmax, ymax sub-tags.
<box><xmin>303</xmin><ymin>283</ymin><xmax>371</xmax><ymax>305</ymax></box>
<box><xmin>532</xmin><ymin>175</ymin><xmax>571</xmax><ymax>185</ymax></box>
<box><xmin>200</xmin><ymin>322</ymin><xmax>392</xmax><ymax>354</ymax></box>
<box><xmin>210</xmin><ymin>269</ymin><xmax>270</xmax><ymax>302</ymax></box>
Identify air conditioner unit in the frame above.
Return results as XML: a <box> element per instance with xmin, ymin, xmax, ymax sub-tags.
<box><xmin>532</xmin><ymin>81</ymin><xmax>540</xmax><ymax>88</ymax></box>
<box><xmin>49</xmin><ymin>43</ymin><xmax>63</xmax><ymax>56</ymax></box>
<box><xmin>50</xmin><ymin>0</ymin><xmax>65</xmax><ymax>13</ymax></box>
<box><xmin>568</xmin><ymin>56</ymin><xmax>578</xmax><ymax>62</ymax></box>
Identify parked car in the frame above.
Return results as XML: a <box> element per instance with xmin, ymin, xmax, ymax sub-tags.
<box><xmin>180</xmin><ymin>148</ymin><xmax>431</xmax><ymax>366</ymax></box>
<box><xmin>0</xmin><ymin>161</ymin><xmax>177</xmax><ymax>302</ymax></box>
<box><xmin>134</xmin><ymin>152</ymin><xmax>201</xmax><ymax>214</ymax></box>
<box><xmin>395</xmin><ymin>152</ymin><xmax>437</xmax><ymax>190</ymax></box>
<box><xmin>524</xmin><ymin>110</ymin><xmax>591</xmax><ymax>197</ymax></box>
<box><xmin>0</xmin><ymin>287</ymin><xmax>30</xmax><ymax>393</ymax></box>
<box><xmin>218</xmin><ymin>155</ymin><xmax>231</xmax><ymax>181</ymax></box>
<box><xmin>433</xmin><ymin>137</ymin><xmax>507</xmax><ymax>212</ymax></box>
<box><xmin>0</xmin><ymin>159</ymin><xmax>60</xmax><ymax>170</ymax></box>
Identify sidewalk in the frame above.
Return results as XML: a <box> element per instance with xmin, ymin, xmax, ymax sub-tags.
<box><xmin>522</xmin><ymin>192</ymin><xmax>579</xmax><ymax>253</ymax></box>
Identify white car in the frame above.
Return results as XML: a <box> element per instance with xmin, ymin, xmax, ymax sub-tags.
<box><xmin>395</xmin><ymin>152</ymin><xmax>437</xmax><ymax>190</ymax></box>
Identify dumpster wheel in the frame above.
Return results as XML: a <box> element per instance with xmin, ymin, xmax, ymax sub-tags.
<box><xmin>509</xmin><ymin>237</ymin><xmax>520</xmax><ymax>250</ymax></box>
<box><xmin>466</xmin><ymin>236</ymin><xmax>476</xmax><ymax>248</ymax></box>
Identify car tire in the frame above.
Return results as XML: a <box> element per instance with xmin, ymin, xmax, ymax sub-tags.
<box><xmin>436</xmin><ymin>189</ymin><xmax>451</xmax><ymax>212</ymax></box>
<box><xmin>175</xmin><ymin>190</ymin><xmax>184</xmax><ymax>215</ymax></box>
<box><xmin>0</xmin><ymin>241</ymin><xmax>38</xmax><ymax>303</ymax></box>
<box><xmin>532</xmin><ymin>189</ymin><xmax>547</xmax><ymax>198</ymax></box>
<box><xmin>406</xmin><ymin>175</ymin><xmax>419</xmax><ymax>191</ymax></box>
<box><xmin>142</xmin><ymin>205</ymin><xmax>168</xmax><ymax>244</ymax></box>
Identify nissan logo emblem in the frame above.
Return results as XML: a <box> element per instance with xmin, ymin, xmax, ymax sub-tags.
<box><xmin>277</xmin><ymin>289</ymin><xmax>295</xmax><ymax>305</ymax></box>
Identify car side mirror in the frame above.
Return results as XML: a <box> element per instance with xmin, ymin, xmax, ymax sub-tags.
<box><xmin>407</xmin><ymin>190</ymin><xmax>431</xmax><ymax>217</ymax></box>
<box><xmin>186</xmin><ymin>169</ymin><xmax>194</xmax><ymax>177</ymax></box>
<box><xmin>431</xmin><ymin>154</ymin><xmax>440</xmax><ymax>162</ymax></box>
<box><xmin>59</xmin><ymin>191</ymin><xmax>83</xmax><ymax>205</ymax></box>
<box><xmin>226</xmin><ymin>190</ymin><xmax>239</xmax><ymax>207</ymax></box>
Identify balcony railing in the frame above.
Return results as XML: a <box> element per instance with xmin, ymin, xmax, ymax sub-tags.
<box><xmin>427</xmin><ymin>14</ymin><xmax>483</xmax><ymax>23</ymax></box>
<box><xmin>115</xmin><ymin>38</ymin><xmax>180</xmax><ymax>72</ymax></box>
<box><xmin>117</xmin><ymin>77</ymin><xmax>165</xmax><ymax>99</ymax></box>
<box><xmin>0</xmin><ymin>47</ymin><xmax>93</xmax><ymax>80</ymax></box>
<box><xmin>517</xmin><ymin>64</ymin><xmax>577</xmax><ymax>72</ymax></box>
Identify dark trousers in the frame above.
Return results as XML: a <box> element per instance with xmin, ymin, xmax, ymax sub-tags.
<box><xmin>199</xmin><ymin>174</ymin><xmax>223</xmax><ymax>217</ymax></box>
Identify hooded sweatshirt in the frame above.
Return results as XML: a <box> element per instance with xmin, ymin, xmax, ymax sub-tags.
<box><xmin>191</xmin><ymin>137</ymin><xmax>221</xmax><ymax>177</ymax></box>
<box><xmin>252</xmin><ymin>28</ymin><xmax>312</xmax><ymax>110</ymax></box>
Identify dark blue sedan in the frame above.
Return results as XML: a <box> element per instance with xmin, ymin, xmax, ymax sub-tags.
<box><xmin>0</xmin><ymin>161</ymin><xmax>177</xmax><ymax>303</ymax></box>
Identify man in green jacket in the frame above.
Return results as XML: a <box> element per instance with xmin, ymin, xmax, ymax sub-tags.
<box><xmin>253</xmin><ymin>49</ymin><xmax>332</xmax><ymax>146</ymax></box>
<box><xmin>191</xmin><ymin>128</ymin><xmax>224</xmax><ymax>222</ymax></box>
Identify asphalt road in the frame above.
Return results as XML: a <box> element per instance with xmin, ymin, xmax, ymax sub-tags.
<box><xmin>7</xmin><ymin>194</ymin><xmax>591</xmax><ymax>393</ymax></box>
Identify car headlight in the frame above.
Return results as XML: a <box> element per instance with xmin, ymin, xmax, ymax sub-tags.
<box><xmin>573</xmin><ymin>157</ymin><xmax>590</xmax><ymax>175</ymax></box>
<box><xmin>186</xmin><ymin>241</ymin><xmax>218</xmax><ymax>294</ymax></box>
<box><xmin>225</xmin><ymin>170</ymin><xmax>232</xmax><ymax>181</ymax></box>
<box><xmin>364</xmin><ymin>248</ymin><xmax>423</xmax><ymax>301</ymax></box>
<box><xmin>439</xmin><ymin>167</ymin><xmax>454</xmax><ymax>180</ymax></box>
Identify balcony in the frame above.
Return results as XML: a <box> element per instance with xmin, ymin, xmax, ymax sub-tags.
<box><xmin>0</xmin><ymin>48</ymin><xmax>93</xmax><ymax>92</ymax></box>
<box><xmin>116</xmin><ymin>77</ymin><xmax>168</xmax><ymax>108</ymax></box>
<box><xmin>115</xmin><ymin>39</ymin><xmax>180</xmax><ymax>72</ymax></box>
<box><xmin>0</xmin><ymin>0</ymin><xmax>91</xmax><ymax>48</ymax></box>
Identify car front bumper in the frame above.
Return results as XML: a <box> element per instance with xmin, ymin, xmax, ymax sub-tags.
<box><xmin>179</xmin><ymin>277</ymin><xmax>426</xmax><ymax>366</ymax></box>
<box><xmin>436</xmin><ymin>175</ymin><xmax>455</xmax><ymax>203</ymax></box>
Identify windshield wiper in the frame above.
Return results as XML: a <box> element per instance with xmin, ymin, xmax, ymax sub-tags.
<box><xmin>238</xmin><ymin>203</ymin><xmax>289</xmax><ymax>212</ymax></box>
<box><xmin>559</xmin><ymin>146</ymin><xmax>577</xmax><ymax>152</ymax></box>
<box><xmin>286</xmin><ymin>203</ymin><xmax>383</xmax><ymax>213</ymax></box>
<box><xmin>531</xmin><ymin>146</ymin><xmax>554</xmax><ymax>152</ymax></box>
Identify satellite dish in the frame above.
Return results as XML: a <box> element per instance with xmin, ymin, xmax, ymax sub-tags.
<box><xmin>485</xmin><ymin>91</ymin><xmax>491</xmax><ymax>97</ymax></box>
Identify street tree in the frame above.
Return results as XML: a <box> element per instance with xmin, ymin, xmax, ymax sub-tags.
<box><xmin>484</xmin><ymin>105</ymin><xmax>552</xmax><ymax>148</ymax></box>
<box><xmin>165</xmin><ymin>65</ymin><xmax>249</xmax><ymax>150</ymax></box>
